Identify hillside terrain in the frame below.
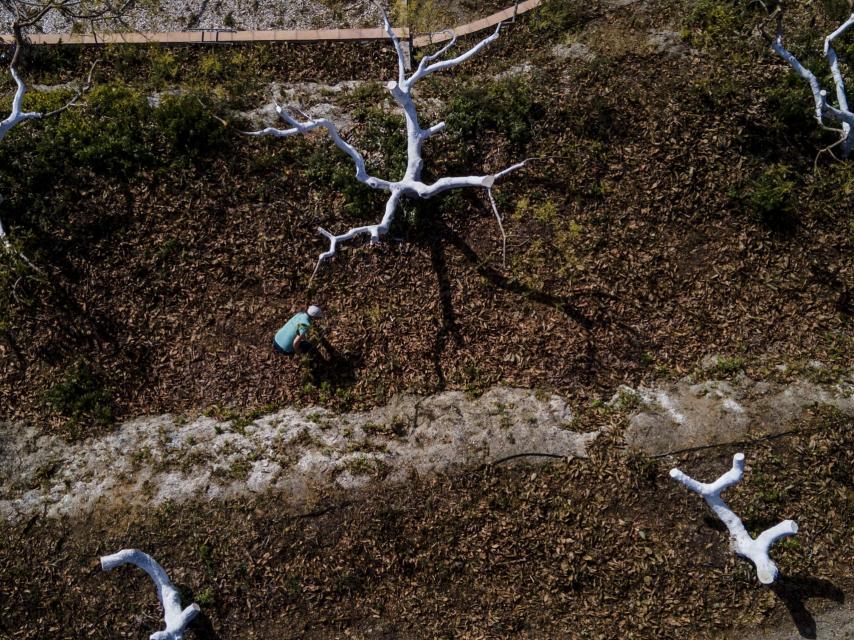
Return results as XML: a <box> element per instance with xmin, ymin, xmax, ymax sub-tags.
<box><xmin>0</xmin><ymin>0</ymin><xmax>852</xmax><ymax>637</ymax></box>
<box><xmin>0</xmin><ymin>408</ymin><xmax>850</xmax><ymax>638</ymax></box>
<box><xmin>0</xmin><ymin>0</ymin><xmax>851</xmax><ymax>434</ymax></box>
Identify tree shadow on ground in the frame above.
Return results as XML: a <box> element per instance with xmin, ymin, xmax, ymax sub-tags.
<box><xmin>428</xmin><ymin>235</ymin><xmax>463</xmax><ymax>389</ymax></box>
<box><xmin>702</xmin><ymin>514</ymin><xmax>728</xmax><ymax>533</ymax></box>
<box><xmin>190</xmin><ymin>611</ymin><xmax>222</xmax><ymax>640</ymax></box>
<box><xmin>425</xmin><ymin>219</ymin><xmax>646</xmax><ymax>386</ymax></box>
<box><xmin>770</xmin><ymin>575</ymin><xmax>845</xmax><ymax>639</ymax></box>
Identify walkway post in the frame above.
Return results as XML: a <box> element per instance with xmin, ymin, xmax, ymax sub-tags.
<box><xmin>402</xmin><ymin>0</ymin><xmax>413</xmax><ymax>71</ymax></box>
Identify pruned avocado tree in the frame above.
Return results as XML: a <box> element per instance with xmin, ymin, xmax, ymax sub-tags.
<box><xmin>768</xmin><ymin>6</ymin><xmax>854</xmax><ymax>157</ymax></box>
<box><xmin>246</xmin><ymin>7</ymin><xmax>531</xmax><ymax>278</ymax></box>
<box><xmin>0</xmin><ymin>0</ymin><xmax>121</xmax><ymax>245</ymax></box>
<box><xmin>101</xmin><ymin>549</ymin><xmax>201</xmax><ymax>640</ymax></box>
<box><xmin>670</xmin><ymin>453</ymin><xmax>798</xmax><ymax>584</ymax></box>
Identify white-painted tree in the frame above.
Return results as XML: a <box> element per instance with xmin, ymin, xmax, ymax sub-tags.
<box><xmin>769</xmin><ymin>6</ymin><xmax>854</xmax><ymax>157</ymax></box>
<box><xmin>670</xmin><ymin>453</ymin><xmax>798</xmax><ymax>584</ymax></box>
<box><xmin>101</xmin><ymin>549</ymin><xmax>201</xmax><ymax>640</ymax></box>
<box><xmin>0</xmin><ymin>0</ymin><xmax>122</xmax><ymax>246</ymax></box>
<box><xmin>246</xmin><ymin>7</ymin><xmax>531</xmax><ymax>278</ymax></box>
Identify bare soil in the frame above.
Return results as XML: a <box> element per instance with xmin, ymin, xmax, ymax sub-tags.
<box><xmin>0</xmin><ymin>408</ymin><xmax>850</xmax><ymax>639</ymax></box>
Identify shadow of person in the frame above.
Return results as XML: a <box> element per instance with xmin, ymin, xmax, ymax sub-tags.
<box><xmin>305</xmin><ymin>332</ymin><xmax>363</xmax><ymax>393</ymax></box>
<box><xmin>770</xmin><ymin>575</ymin><xmax>845</xmax><ymax>639</ymax></box>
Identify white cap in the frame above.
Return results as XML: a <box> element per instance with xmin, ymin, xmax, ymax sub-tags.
<box><xmin>307</xmin><ymin>305</ymin><xmax>323</xmax><ymax>318</ymax></box>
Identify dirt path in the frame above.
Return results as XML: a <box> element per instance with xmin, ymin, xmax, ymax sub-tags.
<box><xmin>2</xmin><ymin>370</ymin><xmax>851</xmax><ymax>524</ymax></box>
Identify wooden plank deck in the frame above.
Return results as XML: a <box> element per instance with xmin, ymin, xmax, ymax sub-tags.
<box><xmin>0</xmin><ymin>1</ymin><xmax>541</xmax><ymax>47</ymax></box>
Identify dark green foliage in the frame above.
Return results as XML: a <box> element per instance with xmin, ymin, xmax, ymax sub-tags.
<box><xmin>762</xmin><ymin>73</ymin><xmax>816</xmax><ymax>136</ymax></box>
<box><xmin>748</xmin><ymin>164</ymin><xmax>795</xmax><ymax>214</ymax></box>
<box><xmin>746</xmin><ymin>163</ymin><xmax>799</xmax><ymax>233</ymax></box>
<box><xmin>530</xmin><ymin>0</ymin><xmax>596</xmax><ymax>35</ymax></box>
<box><xmin>821</xmin><ymin>0</ymin><xmax>854</xmax><ymax>22</ymax></box>
<box><xmin>445</xmin><ymin>77</ymin><xmax>537</xmax><ymax>156</ymax></box>
<box><xmin>707</xmin><ymin>355</ymin><xmax>746</xmax><ymax>377</ymax></box>
<box><xmin>43</xmin><ymin>361</ymin><xmax>113</xmax><ymax>428</ymax></box>
<box><xmin>154</xmin><ymin>92</ymin><xmax>230</xmax><ymax>159</ymax></box>
<box><xmin>684</xmin><ymin>0</ymin><xmax>742</xmax><ymax>47</ymax></box>
<box><xmin>13</xmin><ymin>82</ymin><xmax>152</xmax><ymax>178</ymax></box>
<box><xmin>351</xmin><ymin>106</ymin><xmax>408</xmax><ymax>178</ymax></box>
<box><xmin>0</xmin><ymin>82</ymin><xmax>231</xmax><ymax>243</ymax></box>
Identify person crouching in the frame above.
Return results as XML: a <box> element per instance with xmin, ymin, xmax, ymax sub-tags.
<box><xmin>273</xmin><ymin>305</ymin><xmax>323</xmax><ymax>356</ymax></box>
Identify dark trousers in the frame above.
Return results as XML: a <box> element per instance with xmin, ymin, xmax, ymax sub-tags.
<box><xmin>273</xmin><ymin>339</ymin><xmax>313</xmax><ymax>356</ymax></box>
<box><xmin>273</xmin><ymin>339</ymin><xmax>293</xmax><ymax>356</ymax></box>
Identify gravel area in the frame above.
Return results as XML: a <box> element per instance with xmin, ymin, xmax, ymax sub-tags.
<box><xmin>0</xmin><ymin>1</ymin><xmax>386</xmax><ymax>34</ymax></box>
<box><xmin>0</xmin><ymin>1</ymin><xmax>510</xmax><ymax>34</ymax></box>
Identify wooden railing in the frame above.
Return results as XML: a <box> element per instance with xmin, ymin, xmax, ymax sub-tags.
<box><xmin>0</xmin><ymin>0</ymin><xmax>542</xmax><ymax>46</ymax></box>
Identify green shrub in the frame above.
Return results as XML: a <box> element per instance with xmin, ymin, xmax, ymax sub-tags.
<box><xmin>198</xmin><ymin>52</ymin><xmax>226</xmax><ymax>80</ymax></box>
<box><xmin>708</xmin><ymin>356</ymin><xmax>746</xmax><ymax>377</ymax></box>
<box><xmin>43</xmin><ymin>361</ymin><xmax>113</xmax><ymax>427</ymax></box>
<box><xmin>351</xmin><ymin>106</ymin><xmax>408</xmax><ymax>177</ymax></box>
<box><xmin>154</xmin><ymin>92</ymin><xmax>230</xmax><ymax>159</ymax></box>
<box><xmin>821</xmin><ymin>0</ymin><xmax>854</xmax><ymax>22</ymax></box>
<box><xmin>446</xmin><ymin>77</ymin><xmax>538</xmax><ymax>155</ymax></box>
<box><xmin>747</xmin><ymin>163</ymin><xmax>797</xmax><ymax>223</ymax></box>
<box><xmin>195</xmin><ymin>586</ymin><xmax>216</xmax><ymax>606</ymax></box>
<box><xmin>530</xmin><ymin>0</ymin><xmax>595</xmax><ymax>35</ymax></box>
<box><xmin>34</xmin><ymin>82</ymin><xmax>153</xmax><ymax>176</ymax></box>
<box><xmin>762</xmin><ymin>73</ymin><xmax>815</xmax><ymax>136</ymax></box>
<box><xmin>685</xmin><ymin>0</ymin><xmax>740</xmax><ymax>47</ymax></box>
<box><xmin>150</xmin><ymin>50</ymin><xmax>180</xmax><ymax>87</ymax></box>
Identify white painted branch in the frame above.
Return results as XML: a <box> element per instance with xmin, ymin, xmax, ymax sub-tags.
<box><xmin>408</xmin><ymin>22</ymin><xmax>504</xmax><ymax>86</ymax></box>
<box><xmin>249</xmin><ymin>8</ymin><xmax>526</xmax><ymax>272</ymax></box>
<box><xmin>244</xmin><ymin>105</ymin><xmax>393</xmax><ymax>191</ymax></box>
<box><xmin>824</xmin><ymin>12</ymin><xmax>854</xmax><ymax>154</ymax></box>
<box><xmin>772</xmin><ymin>13</ymin><xmax>854</xmax><ymax>156</ymax></box>
<box><xmin>0</xmin><ymin>66</ymin><xmax>41</xmax><ymax>142</ymax></box>
<box><xmin>378</xmin><ymin>7</ymin><xmax>408</xmax><ymax>86</ymax></box>
<box><xmin>670</xmin><ymin>453</ymin><xmax>798</xmax><ymax>584</ymax></box>
<box><xmin>101</xmin><ymin>549</ymin><xmax>200</xmax><ymax>640</ymax></box>
<box><xmin>417</xmin><ymin>29</ymin><xmax>459</xmax><ymax>69</ymax></box>
<box><xmin>1</xmin><ymin>47</ymin><xmax>96</xmax><ymax>244</ymax></box>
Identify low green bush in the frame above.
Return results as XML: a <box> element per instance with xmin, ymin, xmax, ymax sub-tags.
<box><xmin>446</xmin><ymin>77</ymin><xmax>538</xmax><ymax>156</ymax></box>
<box><xmin>155</xmin><ymin>92</ymin><xmax>231</xmax><ymax>159</ymax></box>
<box><xmin>748</xmin><ymin>164</ymin><xmax>795</xmax><ymax>214</ymax></box>
<box><xmin>43</xmin><ymin>361</ymin><xmax>113</xmax><ymax>428</ymax></box>
<box><xmin>530</xmin><ymin>0</ymin><xmax>596</xmax><ymax>36</ymax></box>
<box><xmin>684</xmin><ymin>0</ymin><xmax>742</xmax><ymax>48</ymax></box>
<box><xmin>746</xmin><ymin>163</ymin><xmax>799</xmax><ymax>233</ymax></box>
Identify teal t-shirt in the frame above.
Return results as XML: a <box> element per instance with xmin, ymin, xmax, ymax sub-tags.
<box><xmin>274</xmin><ymin>312</ymin><xmax>312</xmax><ymax>353</ymax></box>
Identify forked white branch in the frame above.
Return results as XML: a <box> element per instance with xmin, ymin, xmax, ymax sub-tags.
<box><xmin>101</xmin><ymin>549</ymin><xmax>200</xmax><ymax>640</ymax></box>
<box><xmin>770</xmin><ymin>9</ymin><xmax>854</xmax><ymax>157</ymax></box>
<box><xmin>245</xmin><ymin>8</ymin><xmax>531</xmax><ymax>278</ymax></box>
<box><xmin>670</xmin><ymin>453</ymin><xmax>798</xmax><ymax>584</ymax></box>
<box><xmin>1</xmin><ymin>6</ymin><xmax>99</xmax><ymax>246</ymax></box>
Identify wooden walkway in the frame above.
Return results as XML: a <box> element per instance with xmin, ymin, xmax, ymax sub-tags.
<box><xmin>0</xmin><ymin>0</ymin><xmax>541</xmax><ymax>47</ymax></box>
